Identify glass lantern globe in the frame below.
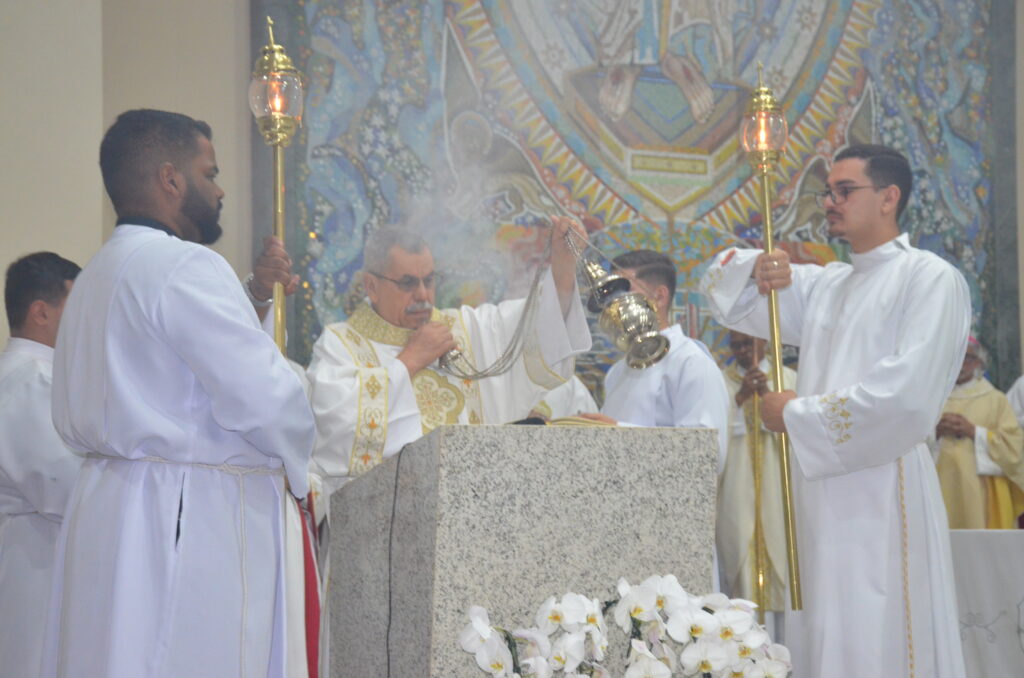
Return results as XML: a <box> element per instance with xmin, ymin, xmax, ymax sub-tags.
<box><xmin>249</xmin><ymin>71</ymin><xmax>304</xmax><ymax>121</ymax></box>
<box><xmin>741</xmin><ymin>109</ymin><xmax>787</xmax><ymax>154</ymax></box>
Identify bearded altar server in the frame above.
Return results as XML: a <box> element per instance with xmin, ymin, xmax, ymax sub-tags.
<box><xmin>43</xmin><ymin>109</ymin><xmax>315</xmax><ymax>677</ymax></box>
<box><xmin>580</xmin><ymin>250</ymin><xmax>730</xmax><ymax>468</ymax></box>
<box><xmin>932</xmin><ymin>338</ymin><xmax>1024</xmax><ymax>528</ymax></box>
<box><xmin>700</xmin><ymin>144</ymin><xmax>968</xmax><ymax>678</ymax></box>
<box><xmin>716</xmin><ymin>330</ymin><xmax>796</xmax><ymax>615</ymax></box>
<box><xmin>0</xmin><ymin>252</ymin><xmax>82</xmax><ymax>675</ymax></box>
<box><xmin>307</xmin><ymin>221</ymin><xmax>590</xmax><ymax>488</ymax></box>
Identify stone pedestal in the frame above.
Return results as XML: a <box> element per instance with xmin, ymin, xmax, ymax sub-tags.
<box><xmin>327</xmin><ymin>425</ymin><xmax>717</xmax><ymax>677</ymax></box>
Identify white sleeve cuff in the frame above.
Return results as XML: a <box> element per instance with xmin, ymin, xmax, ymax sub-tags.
<box><xmin>973</xmin><ymin>426</ymin><xmax>1004</xmax><ymax>476</ymax></box>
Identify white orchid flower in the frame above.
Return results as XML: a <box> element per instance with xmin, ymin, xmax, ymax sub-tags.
<box><xmin>519</xmin><ymin>655</ymin><xmax>553</xmax><ymax>678</ymax></box>
<box><xmin>590</xmin><ymin>627</ymin><xmax>610</xmax><ymax>663</ymax></box>
<box><xmin>474</xmin><ymin>634</ymin><xmax>514</xmax><ymax>677</ymax></box>
<box><xmin>639</xmin><ymin>574</ymin><xmax>691</xmax><ymax>618</ymax></box>
<box><xmin>561</xmin><ymin>593</ymin><xmax>607</xmax><ymax>635</ymax></box>
<box><xmin>727</xmin><ymin>597</ymin><xmax>759</xmax><ymax>615</ymax></box>
<box><xmin>460</xmin><ymin>605</ymin><xmax>494</xmax><ymax>653</ymax></box>
<box><xmin>535</xmin><ymin>596</ymin><xmax>566</xmax><ymax>635</ymax></box>
<box><xmin>714</xmin><ymin>607</ymin><xmax>754</xmax><ymax>642</ymax></box>
<box><xmin>765</xmin><ymin>643</ymin><xmax>791</xmax><ymax>665</ymax></box>
<box><xmin>624</xmin><ymin>639</ymin><xmax>672</xmax><ymax>678</ymax></box>
<box><xmin>560</xmin><ymin>592</ymin><xmax>609</xmax><ymax>660</ymax></box>
<box><xmin>645</xmin><ymin>627</ymin><xmax>677</xmax><ymax>673</ymax></box>
<box><xmin>550</xmin><ymin>631</ymin><xmax>586</xmax><ymax>673</ymax></box>
<box><xmin>665</xmin><ymin>606</ymin><xmax>720</xmax><ymax>643</ymax></box>
<box><xmin>679</xmin><ymin>638</ymin><xmax>730</xmax><ymax>676</ymax></box>
<box><xmin>699</xmin><ymin>592</ymin><xmax>731</xmax><ymax>612</ymax></box>
<box><xmin>513</xmin><ymin>627</ymin><xmax>552</xmax><ymax>660</ymax></box>
<box><xmin>757</xmin><ymin>657</ymin><xmax>791</xmax><ymax>678</ymax></box>
<box><xmin>738</xmin><ymin>624</ymin><xmax>770</xmax><ymax>651</ymax></box>
<box><xmin>613</xmin><ymin>582</ymin><xmax>660</xmax><ymax>632</ymax></box>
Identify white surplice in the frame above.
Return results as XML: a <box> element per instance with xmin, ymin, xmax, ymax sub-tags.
<box><xmin>600</xmin><ymin>324</ymin><xmax>730</xmax><ymax>470</ymax></box>
<box><xmin>701</xmin><ymin>234</ymin><xmax>969</xmax><ymax>678</ymax></box>
<box><xmin>306</xmin><ymin>270</ymin><xmax>590</xmax><ymax>489</ymax></box>
<box><xmin>0</xmin><ymin>338</ymin><xmax>83</xmax><ymax>675</ymax></box>
<box><xmin>44</xmin><ymin>224</ymin><xmax>315</xmax><ymax>678</ymax></box>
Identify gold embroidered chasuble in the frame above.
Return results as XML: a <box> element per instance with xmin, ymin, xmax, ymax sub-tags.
<box><xmin>936</xmin><ymin>377</ymin><xmax>1024</xmax><ymax>529</ymax></box>
<box><xmin>330</xmin><ymin>303</ymin><xmax>483</xmax><ymax>476</ymax></box>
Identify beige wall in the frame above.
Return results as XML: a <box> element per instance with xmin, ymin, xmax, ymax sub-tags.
<box><xmin>0</xmin><ymin>0</ymin><xmax>253</xmax><ymax>346</ymax></box>
<box><xmin>1</xmin><ymin>0</ymin><xmax>105</xmax><ymax>345</ymax></box>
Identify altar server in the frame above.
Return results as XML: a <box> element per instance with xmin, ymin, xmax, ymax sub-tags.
<box><xmin>43</xmin><ymin>109</ymin><xmax>315</xmax><ymax>677</ymax></box>
<box><xmin>0</xmin><ymin>252</ymin><xmax>82</xmax><ymax>676</ymax></box>
<box><xmin>701</xmin><ymin>144</ymin><xmax>968</xmax><ymax>678</ymax></box>
<box><xmin>581</xmin><ymin>250</ymin><xmax>730</xmax><ymax>470</ymax></box>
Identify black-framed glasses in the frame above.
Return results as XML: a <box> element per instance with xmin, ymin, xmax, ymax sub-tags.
<box><xmin>368</xmin><ymin>270</ymin><xmax>441</xmax><ymax>293</ymax></box>
<box><xmin>814</xmin><ymin>184</ymin><xmax>882</xmax><ymax>208</ymax></box>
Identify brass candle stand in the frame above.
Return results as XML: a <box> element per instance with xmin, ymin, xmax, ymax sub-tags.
<box><xmin>249</xmin><ymin>16</ymin><xmax>304</xmax><ymax>353</ymax></box>
<box><xmin>740</xmin><ymin>65</ymin><xmax>802</xmax><ymax>611</ymax></box>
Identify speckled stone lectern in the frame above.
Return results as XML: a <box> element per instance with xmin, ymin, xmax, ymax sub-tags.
<box><xmin>327</xmin><ymin>424</ymin><xmax>718</xmax><ymax>677</ymax></box>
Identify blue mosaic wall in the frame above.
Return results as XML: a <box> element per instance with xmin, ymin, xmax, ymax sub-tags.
<box><xmin>251</xmin><ymin>0</ymin><xmax>1016</xmax><ymax>390</ymax></box>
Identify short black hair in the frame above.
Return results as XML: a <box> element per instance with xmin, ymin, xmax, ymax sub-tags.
<box><xmin>99</xmin><ymin>109</ymin><xmax>212</xmax><ymax>211</ymax></box>
<box><xmin>611</xmin><ymin>249</ymin><xmax>677</xmax><ymax>301</ymax></box>
<box><xmin>834</xmin><ymin>144</ymin><xmax>913</xmax><ymax>219</ymax></box>
<box><xmin>5</xmin><ymin>252</ymin><xmax>81</xmax><ymax>332</ymax></box>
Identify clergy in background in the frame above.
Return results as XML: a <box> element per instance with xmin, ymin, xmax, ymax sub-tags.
<box><xmin>44</xmin><ymin>109</ymin><xmax>315</xmax><ymax>677</ymax></box>
<box><xmin>701</xmin><ymin>144</ymin><xmax>968</xmax><ymax>678</ymax></box>
<box><xmin>0</xmin><ymin>252</ymin><xmax>83</xmax><ymax>676</ymax></box>
<box><xmin>932</xmin><ymin>338</ymin><xmax>1024</xmax><ymax>528</ymax></box>
<box><xmin>716</xmin><ymin>330</ymin><xmax>795</xmax><ymax>619</ymax></box>
<box><xmin>580</xmin><ymin>249</ymin><xmax>730</xmax><ymax>470</ymax></box>
<box><xmin>307</xmin><ymin>219</ymin><xmax>590</xmax><ymax>489</ymax></box>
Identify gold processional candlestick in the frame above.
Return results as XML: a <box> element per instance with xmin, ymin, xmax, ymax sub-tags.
<box><xmin>250</xmin><ymin>16</ymin><xmax>304</xmax><ymax>353</ymax></box>
<box><xmin>751</xmin><ymin>388</ymin><xmax>767</xmax><ymax>624</ymax></box>
<box><xmin>740</xmin><ymin>65</ymin><xmax>802</xmax><ymax>611</ymax></box>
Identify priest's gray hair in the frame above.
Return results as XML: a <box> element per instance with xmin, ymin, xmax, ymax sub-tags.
<box><xmin>363</xmin><ymin>227</ymin><xmax>431</xmax><ymax>273</ymax></box>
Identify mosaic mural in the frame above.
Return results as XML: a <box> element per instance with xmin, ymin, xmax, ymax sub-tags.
<box><xmin>260</xmin><ymin>0</ymin><xmax>1005</xmax><ymax>395</ymax></box>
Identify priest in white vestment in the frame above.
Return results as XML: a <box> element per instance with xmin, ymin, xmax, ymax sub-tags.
<box><xmin>717</xmin><ymin>330</ymin><xmax>796</xmax><ymax>616</ymax></box>
<box><xmin>701</xmin><ymin>144</ymin><xmax>968</xmax><ymax>678</ymax></box>
<box><xmin>0</xmin><ymin>253</ymin><xmax>83</xmax><ymax>676</ymax></box>
<box><xmin>307</xmin><ymin>220</ymin><xmax>590</xmax><ymax>488</ymax></box>
<box><xmin>581</xmin><ymin>250</ymin><xmax>730</xmax><ymax>469</ymax></box>
<box><xmin>43</xmin><ymin>110</ymin><xmax>315</xmax><ymax>678</ymax></box>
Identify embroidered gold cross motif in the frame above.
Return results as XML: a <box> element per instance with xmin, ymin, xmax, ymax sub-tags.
<box><xmin>365</xmin><ymin>375</ymin><xmax>382</xmax><ymax>399</ymax></box>
<box><xmin>820</xmin><ymin>394</ymin><xmax>852</xmax><ymax>444</ymax></box>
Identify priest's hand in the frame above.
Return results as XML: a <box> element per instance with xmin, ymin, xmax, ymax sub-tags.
<box><xmin>753</xmin><ymin>249</ymin><xmax>791</xmax><ymax>294</ymax></box>
<box><xmin>577</xmin><ymin>412</ymin><xmax>617</xmax><ymax>425</ymax></box>
<box><xmin>549</xmin><ymin>215</ymin><xmax>586</xmax><ymax>316</ymax></box>
<box><xmin>762</xmin><ymin>389</ymin><xmax>797</xmax><ymax>432</ymax></box>
<box><xmin>936</xmin><ymin>413</ymin><xmax>975</xmax><ymax>439</ymax></box>
<box><xmin>736</xmin><ymin>366</ymin><xmax>769</xmax><ymax>406</ymax></box>
<box><xmin>397</xmin><ymin>321</ymin><xmax>457</xmax><ymax>376</ymax></box>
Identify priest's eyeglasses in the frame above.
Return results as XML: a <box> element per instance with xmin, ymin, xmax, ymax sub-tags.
<box><xmin>814</xmin><ymin>185</ymin><xmax>881</xmax><ymax>208</ymax></box>
<box><xmin>368</xmin><ymin>270</ymin><xmax>441</xmax><ymax>292</ymax></box>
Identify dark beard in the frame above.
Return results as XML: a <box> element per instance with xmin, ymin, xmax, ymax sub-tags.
<box><xmin>182</xmin><ymin>180</ymin><xmax>223</xmax><ymax>245</ymax></box>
